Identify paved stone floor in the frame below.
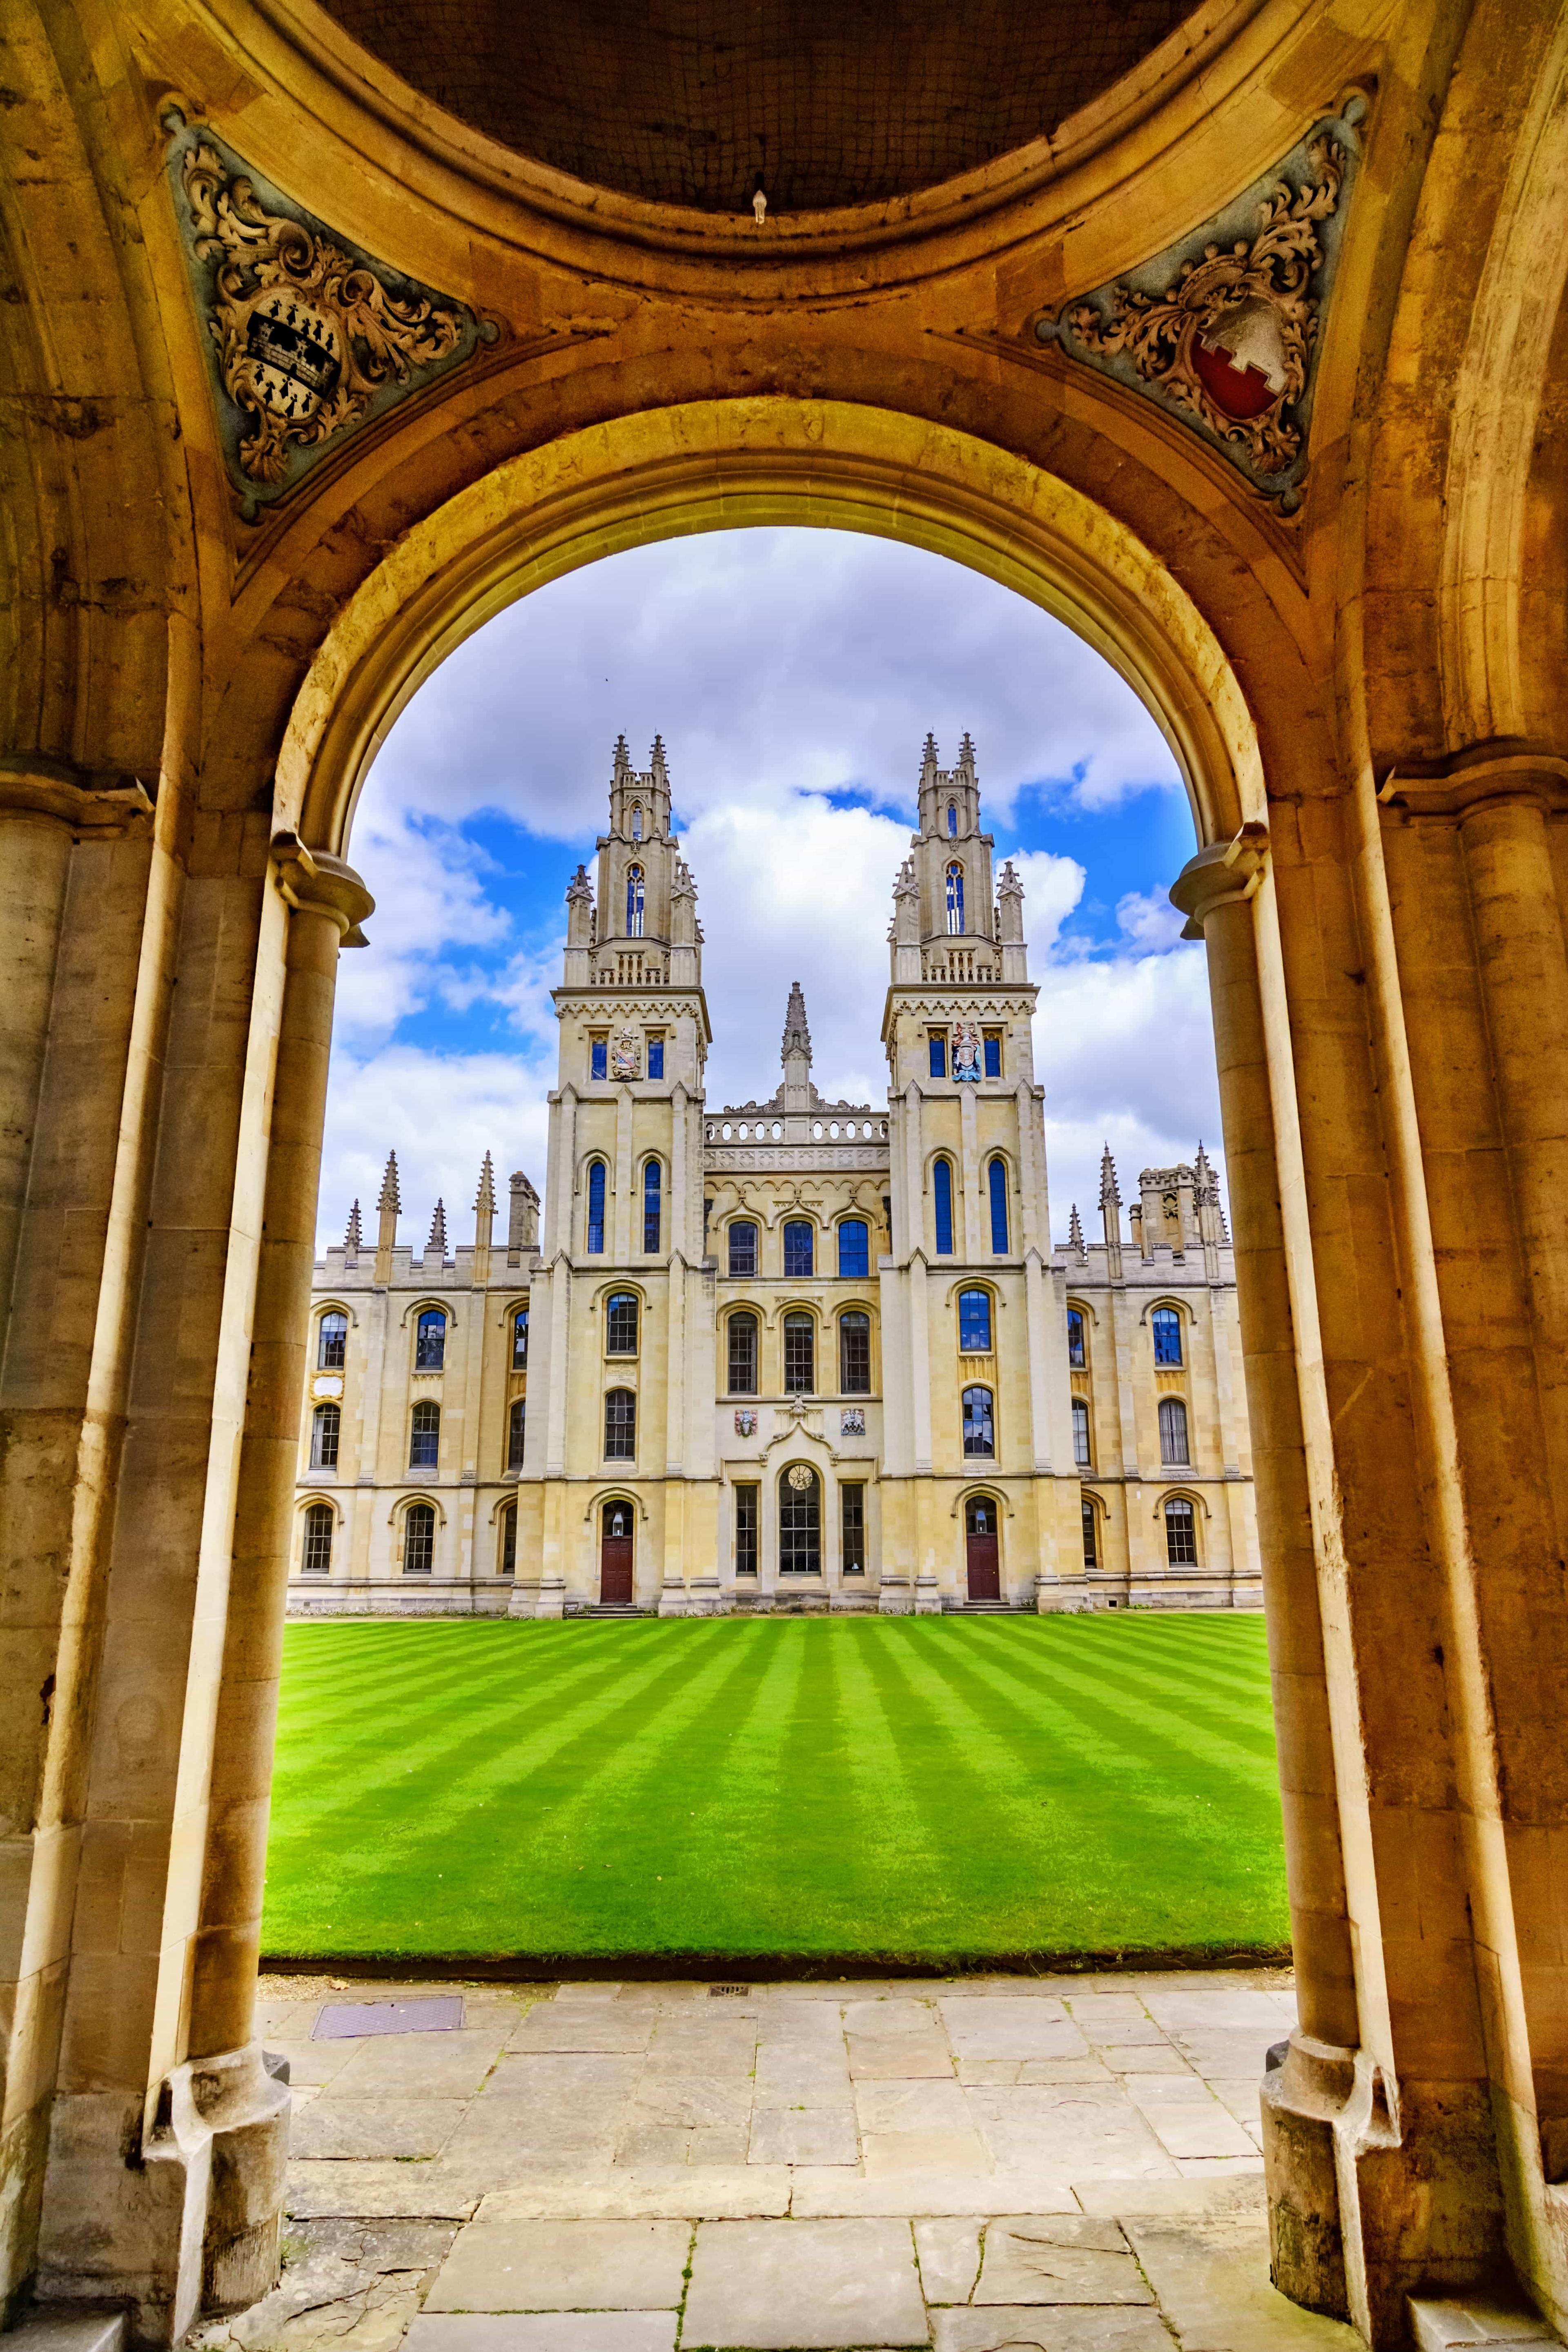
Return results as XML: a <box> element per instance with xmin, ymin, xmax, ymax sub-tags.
<box><xmin>214</xmin><ymin>1969</ymin><xmax>1368</xmax><ymax>2352</ymax></box>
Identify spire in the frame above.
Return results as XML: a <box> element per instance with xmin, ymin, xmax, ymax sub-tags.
<box><xmin>649</xmin><ymin>733</ymin><xmax>669</xmax><ymax>784</ymax></box>
<box><xmin>375</xmin><ymin>1152</ymin><xmax>400</xmax><ymax>1276</ymax></box>
<box><xmin>1068</xmin><ymin>1203</ymin><xmax>1086</xmax><ymax>1258</ymax></box>
<box><xmin>1098</xmin><ymin>1144</ymin><xmax>1121</xmax><ymax>1208</ymax></box>
<box><xmin>781</xmin><ymin>980</ymin><xmax>813</xmax><ymax>1063</ymax></box>
<box><xmin>958</xmin><ymin>729</ymin><xmax>976</xmax><ymax>774</ymax></box>
<box><xmin>426</xmin><ymin>1198</ymin><xmax>448</xmax><ymax>1258</ymax></box>
<box><xmin>377</xmin><ymin>1151</ymin><xmax>401</xmax><ymax>1213</ymax></box>
<box><xmin>612</xmin><ymin>732</ymin><xmax>632</xmax><ymax>781</ymax></box>
<box><xmin>1099</xmin><ymin>1145</ymin><xmax>1123</xmax><ymax>1281</ymax></box>
<box><xmin>474</xmin><ymin>1152</ymin><xmax>496</xmax><ymax>1216</ymax></box>
<box><xmin>343</xmin><ymin>1198</ymin><xmax>362</xmax><ymax>1261</ymax></box>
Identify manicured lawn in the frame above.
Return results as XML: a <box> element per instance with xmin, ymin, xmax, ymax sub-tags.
<box><xmin>262</xmin><ymin>1613</ymin><xmax>1288</xmax><ymax>1965</ymax></box>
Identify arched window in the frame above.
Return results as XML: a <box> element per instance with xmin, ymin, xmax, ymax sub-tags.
<box><xmin>410</xmin><ymin>1400</ymin><xmax>439</xmax><ymax>1469</ymax></box>
<box><xmin>1081</xmin><ymin>1499</ymin><xmax>1098</xmax><ymax>1570</ymax></box>
<box><xmin>415</xmin><ymin>1308</ymin><xmax>446</xmax><ymax>1370</ymax></box>
<box><xmin>508</xmin><ymin>1396</ymin><xmax>527</xmax><ymax>1469</ymax></box>
<box><xmin>958</xmin><ymin>1288</ymin><xmax>991</xmax><ymax>1351</ymax></box>
<box><xmin>1071</xmin><ymin>1396</ymin><xmax>1091</xmax><ymax>1467</ymax></box>
<box><xmin>783</xmin><ymin>1219</ymin><xmax>814</xmax><ymax>1277</ymax></box>
<box><xmin>631</xmin><ymin>801</ymin><xmax>644</xmax><ymax>841</ymax></box>
<box><xmin>1152</xmin><ymin>1306</ymin><xmax>1183</xmax><ymax>1365</ymax></box>
<box><xmin>605</xmin><ymin>1388</ymin><xmax>636</xmax><ymax>1459</ymax></box>
<box><xmin>947</xmin><ymin>801</ymin><xmax>958</xmax><ymax>838</ymax></box>
<box><xmin>1165</xmin><ymin>1497</ymin><xmax>1198</xmax><ymax>1566</ymax></box>
<box><xmin>1159</xmin><ymin>1396</ymin><xmax>1190</xmax><ymax>1466</ymax></box>
<box><xmin>403</xmin><ymin>1502</ymin><xmax>435</xmax><ymax>1575</ymax></box>
<box><xmin>606</xmin><ymin>1292</ymin><xmax>639</xmax><ymax>1355</ymax></box>
<box><xmin>783</xmin><ymin>1312</ymin><xmax>815</xmax><ymax>1394</ymax></box>
<box><xmin>962</xmin><ymin>1385</ymin><xmax>995</xmax><ymax>1457</ymax></box>
<box><xmin>946</xmin><ymin>861</ymin><xmax>965</xmax><ymax>933</ymax></box>
<box><xmin>301</xmin><ymin>1501</ymin><xmax>333</xmax><ymax>1576</ymax></box>
<box><xmin>643</xmin><ymin>1158</ymin><xmax>662</xmax><ymax>1252</ymax></box>
<box><xmin>728</xmin><ymin>1310</ymin><xmax>758</xmax><ymax>1395</ymax></box>
<box><xmin>837</xmin><ymin>1219</ymin><xmax>869</xmax><ymax>1278</ymax></box>
<box><xmin>310</xmin><ymin>1401</ymin><xmax>340</xmax><ymax>1470</ymax></box>
<box><xmin>1067</xmin><ymin>1308</ymin><xmax>1086</xmax><ymax>1367</ymax></box>
<box><xmin>317</xmin><ymin>1310</ymin><xmax>347</xmax><ymax>1370</ymax></box>
<box><xmin>840</xmin><ymin>1311</ymin><xmax>871</xmax><ymax>1394</ymax></box>
<box><xmin>728</xmin><ymin>1220</ymin><xmax>757</xmax><ymax>1276</ymax></box>
<box><xmin>586</xmin><ymin>1160</ymin><xmax>607</xmax><ymax>1254</ymax></box>
<box><xmin>779</xmin><ymin>1465</ymin><xmax>821</xmax><ymax>1575</ymax></box>
<box><xmin>499</xmin><ymin>1501</ymin><xmax>517</xmax><ymax>1576</ymax></box>
<box><xmin>933</xmin><ymin>1158</ymin><xmax>954</xmax><ymax>1255</ymax></box>
<box><xmin>988</xmin><ymin>1156</ymin><xmax>1010</xmax><ymax>1253</ymax></box>
<box><xmin>512</xmin><ymin>1308</ymin><xmax>528</xmax><ymax>1368</ymax></box>
<box><xmin>626</xmin><ymin>863</ymin><xmax>645</xmax><ymax>936</ymax></box>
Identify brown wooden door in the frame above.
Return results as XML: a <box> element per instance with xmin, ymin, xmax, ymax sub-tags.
<box><xmin>601</xmin><ymin>1503</ymin><xmax>634</xmax><ymax>1604</ymax></box>
<box><xmin>965</xmin><ymin>1498</ymin><xmax>1000</xmax><ymax>1600</ymax></box>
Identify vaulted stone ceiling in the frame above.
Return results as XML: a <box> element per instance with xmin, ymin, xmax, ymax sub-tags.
<box><xmin>314</xmin><ymin>0</ymin><xmax>1200</xmax><ymax>213</ymax></box>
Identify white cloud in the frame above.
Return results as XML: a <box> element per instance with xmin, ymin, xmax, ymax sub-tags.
<box><xmin>319</xmin><ymin>1047</ymin><xmax>553</xmax><ymax>1257</ymax></box>
<box><xmin>1115</xmin><ymin>886</ymin><xmax>1188</xmax><ymax>953</ymax></box>
<box><xmin>333</xmin><ymin>805</ymin><xmax>511</xmax><ymax>1052</ymax></box>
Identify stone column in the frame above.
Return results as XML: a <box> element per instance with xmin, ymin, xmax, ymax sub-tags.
<box><xmin>187</xmin><ymin>843</ymin><xmax>372</xmax><ymax>2069</ymax></box>
<box><xmin>1171</xmin><ymin>832</ymin><xmax>1358</xmax><ymax>2312</ymax></box>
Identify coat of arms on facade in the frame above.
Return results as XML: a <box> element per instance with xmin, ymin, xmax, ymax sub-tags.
<box><xmin>840</xmin><ymin>1408</ymin><xmax>866</xmax><ymax>1438</ymax></box>
<box><xmin>610</xmin><ymin>1026</ymin><xmax>643</xmax><ymax>1081</ymax></box>
<box><xmin>167</xmin><ymin>119</ymin><xmax>485</xmax><ymax>519</ymax></box>
<box><xmin>951</xmin><ymin>1019</ymin><xmax>983</xmax><ymax>1082</ymax></box>
<box><xmin>734</xmin><ymin>1408</ymin><xmax>757</xmax><ymax>1437</ymax></box>
<box><xmin>1032</xmin><ymin>103</ymin><xmax>1362</xmax><ymax>509</ymax></box>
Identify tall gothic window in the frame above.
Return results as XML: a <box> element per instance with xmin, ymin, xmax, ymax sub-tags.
<box><xmin>626</xmin><ymin>864</ymin><xmax>645</xmax><ymax>936</ymax></box>
<box><xmin>962</xmin><ymin>1385</ymin><xmax>996</xmax><ymax>1457</ymax></box>
<box><xmin>988</xmin><ymin>1156</ymin><xmax>1010</xmax><ymax>1253</ymax></box>
<box><xmin>499</xmin><ymin>1502</ymin><xmax>517</xmax><ymax>1575</ymax></box>
<box><xmin>728</xmin><ymin>1310</ymin><xmax>758</xmax><ymax>1395</ymax></box>
<box><xmin>728</xmin><ymin>1221</ymin><xmax>757</xmax><ymax>1276</ymax></box>
<box><xmin>310</xmin><ymin>1401</ymin><xmax>340</xmax><ymax>1470</ymax></box>
<box><xmin>1081</xmin><ymin>1499</ymin><xmax>1098</xmax><ymax>1570</ymax></box>
<box><xmin>1071</xmin><ymin>1396</ymin><xmax>1091</xmax><ymax>1466</ymax></box>
<box><xmin>783</xmin><ymin>1312</ymin><xmax>815</xmax><ymax>1394</ymax></box>
<box><xmin>841</xmin><ymin>1481</ymin><xmax>866</xmax><ymax>1574</ymax></box>
<box><xmin>410</xmin><ymin>1400</ymin><xmax>439</xmax><ymax>1468</ymax></box>
<box><xmin>415</xmin><ymin>1308</ymin><xmax>446</xmax><ymax>1369</ymax></box>
<box><xmin>606</xmin><ymin>1292</ymin><xmax>639</xmax><ymax>1355</ymax></box>
<box><xmin>643</xmin><ymin>1158</ymin><xmax>662</xmax><ymax>1252</ymax></box>
<box><xmin>946</xmin><ymin>861</ymin><xmax>965</xmax><ymax>933</ymax></box>
<box><xmin>1067</xmin><ymin>1308</ymin><xmax>1086</xmax><ymax>1366</ymax></box>
<box><xmin>958</xmin><ymin>1288</ymin><xmax>991</xmax><ymax>1352</ymax></box>
<box><xmin>983</xmin><ymin>1030</ymin><xmax>1002</xmax><ymax>1078</ymax></box>
<box><xmin>839</xmin><ymin>1311</ymin><xmax>871</xmax><ymax>1394</ymax></box>
<box><xmin>1152</xmin><ymin>1307</ymin><xmax>1183</xmax><ymax>1366</ymax></box>
<box><xmin>734</xmin><ymin>1482</ymin><xmax>759</xmax><ymax>1575</ymax></box>
<box><xmin>604</xmin><ymin>1388</ymin><xmax>636</xmax><ymax>1459</ymax></box>
<box><xmin>947</xmin><ymin>802</ymin><xmax>958</xmax><ymax>837</ymax></box>
<box><xmin>302</xmin><ymin>1501</ymin><xmax>333</xmax><ymax>1575</ymax></box>
<box><xmin>512</xmin><ymin>1308</ymin><xmax>528</xmax><ymax>1368</ymax></box>
<box><xmin>933</xmin><ymin>1158</ymin><xmax>955</xmax><ymax>1255</ymax></box>
<box><xmin>779</xmin><ymin>1465</ymin><xmax>821</xmax><ymax>1575</ymax></box>
<box><xmin>837</xmin><ymin>1219</ymin><xmax>869</xmax><ymax>1278</ymax></box>
<box><xmin>403</xmin><ymin>1501</ymin><xmax>435</xmax><ymax>1575</ymax></box>
<box><xmin>783</xmin><ymin>1219</ymin><xmax>814</xmax><ymax>1276</ymax></box>
<box><xmin>586</xmin><ymin>1160</ymin><xmax>607</xmax><ymax>1253</ymax></box>
<box><xmin>317</xmin><ymin>1310</ymin><xmax>347</xmax><ymax>1369</ymax></box>
<box><xmin>1159</xmin><ymin>1396</ymin><xmax>1190</xmax><ymax>1465</ymax></box>
<box><xmin>1165</xmin><ymin>1497</ymin><xmax>1198</xmax><ymax>1565</ymax></box>
<box><xmin>508</xmin><ymin>1396</ymin><xmax>526</xmax><ymax>1469</ymax></box>
<box><xmin>631</xmin><ymin>802</ymin><xmax>643</xmax><ymax>840</ymax></box>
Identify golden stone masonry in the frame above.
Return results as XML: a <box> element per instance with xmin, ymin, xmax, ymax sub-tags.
<box><xmin>4</xmin><ymin>0</ymin><xmax>1568</xmax><ymax>2344</ymax></box>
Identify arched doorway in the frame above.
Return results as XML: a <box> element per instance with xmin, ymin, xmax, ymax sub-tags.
<box><xmin>600</xmin><ymin>1499</ymin><xmax>635</xmax><ymax>1604</ymax></box>
<box><xmin>964</xmin><ymin>1493</ymin><xmax>1001</xmax><ymax>1601</ymax></box>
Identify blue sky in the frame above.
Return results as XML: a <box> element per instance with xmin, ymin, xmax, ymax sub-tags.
<box><xmin>322</xmin><ymin>528</ymin><xmax>1221</xmax><ymax>1253</ymax></box>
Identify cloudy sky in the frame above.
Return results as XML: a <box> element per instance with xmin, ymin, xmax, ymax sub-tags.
<box><xmin>321</xmin><ymin>527</ymin><xmax>1221</xmax><ymax>1254</ymax></box>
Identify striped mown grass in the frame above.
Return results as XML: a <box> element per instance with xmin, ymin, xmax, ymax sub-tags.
<box><xmin>261</xmin><ymin>1613</ymin><xmax>1288</xmax><ymax>1966</ymax></box>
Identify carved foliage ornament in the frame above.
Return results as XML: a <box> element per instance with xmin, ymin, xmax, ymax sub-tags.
<box><xmin>167</xmin><ymin>120</ymin><xmax>486</xmax><ymax>518</ymax></box>
<box><xmin>1034</xmin><ymin>103</ymin><xmax>1363</xmax><ymax>509</ymax></box>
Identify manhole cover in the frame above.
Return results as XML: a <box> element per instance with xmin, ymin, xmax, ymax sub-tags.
<box><xmin>314</xmin><ymin>1996</ymin><xmax>464</xmax><ymax>2040</ymax></box>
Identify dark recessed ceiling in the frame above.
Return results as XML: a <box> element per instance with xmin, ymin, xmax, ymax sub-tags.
<box><xmin>317</xmin><ymin>0</ymin><xmax>1200</xmax><ymax>214</ymax></box>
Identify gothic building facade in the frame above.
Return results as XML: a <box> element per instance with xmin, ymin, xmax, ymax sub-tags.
<box><xmin>292</xmin><ymin>738</ymin><xmax>1258</xmax><ymax>1615</ymax></box>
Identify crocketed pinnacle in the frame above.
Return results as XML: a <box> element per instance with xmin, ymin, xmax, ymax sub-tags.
<box><xmin>781</xmin><ymin>980</ymin><xmax>813</xmax><ymax>1063</ymax></box>
<box><xmin>427</xmin><ymin>1198</ymin><xmax>448</xmax><ymax>1256</ymax></box>
<box><xmin>377</xmin><ymin>1151</ymin><xmax>401</xmax><ymax>1213</ymax></box>
<box><xmin>1068</xmin><ymin>1203</ymin><xmax>1086</xmax><ymax>1254</ymax></box>
<box><xmin>343</xmin><ymin>1199</ymin><xmax>363</xmax><ymax>1252</ymax></box>
<box><xmin>474</xmin><ymin>1152</ymin><xmax>496</xmax><ymax>1215</ymax></box>
<box><xmin>1098</xmin><ymin>1143</ymin><xmax>1121</xmax><ymax>1208</ymax></box>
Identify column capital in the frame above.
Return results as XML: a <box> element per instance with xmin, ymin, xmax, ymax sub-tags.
<box><xmin>270</xmin><ymin>832</ymin><xmax>374</xmax><ymax>943</ymax></box>
<box><xmin>1169</xmin><ymin>823</ymin><xmax>1270</xmax><ymax>939</ymax></box>
<box><xmin>1377</xmin><ymin>738</ymin><xmax>1568</xmax><ymax>820</ymax></box>
<box><xmin>0</xmin><ymin>754</ymin><xmax>154</xmax><ymax>835</ymax></box>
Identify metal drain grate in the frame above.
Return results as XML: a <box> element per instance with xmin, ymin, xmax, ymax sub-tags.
<box><xmin>708</xmin><ymin>1982</ymin><xmax>751</xmax><ymax>1998</ymax></box>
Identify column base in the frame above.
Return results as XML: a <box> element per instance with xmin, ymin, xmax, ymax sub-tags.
<box><xmin>656</xmin><ymin>1580</ymin><xmax>687</xmax><ymax>1617</ymax></box>
<box><xmin>914</xmin><ymin>1575</ymin><xmax>942</xmax><ymax>1615</ymax></box>
<box><xmin>38</xmin><ymin>2044</ymin><xmax>288</xmax><ymax>2347</ymax></box>
<box><xmin>878</xmin><ymin>1576</ymin><xmax>913</xmax><ymax>1615</ymax></box>
<box><xmin>1261</xmin><ymin>2031</ymin><xmax>1355</xmax><ymax>2320</ymax></box>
